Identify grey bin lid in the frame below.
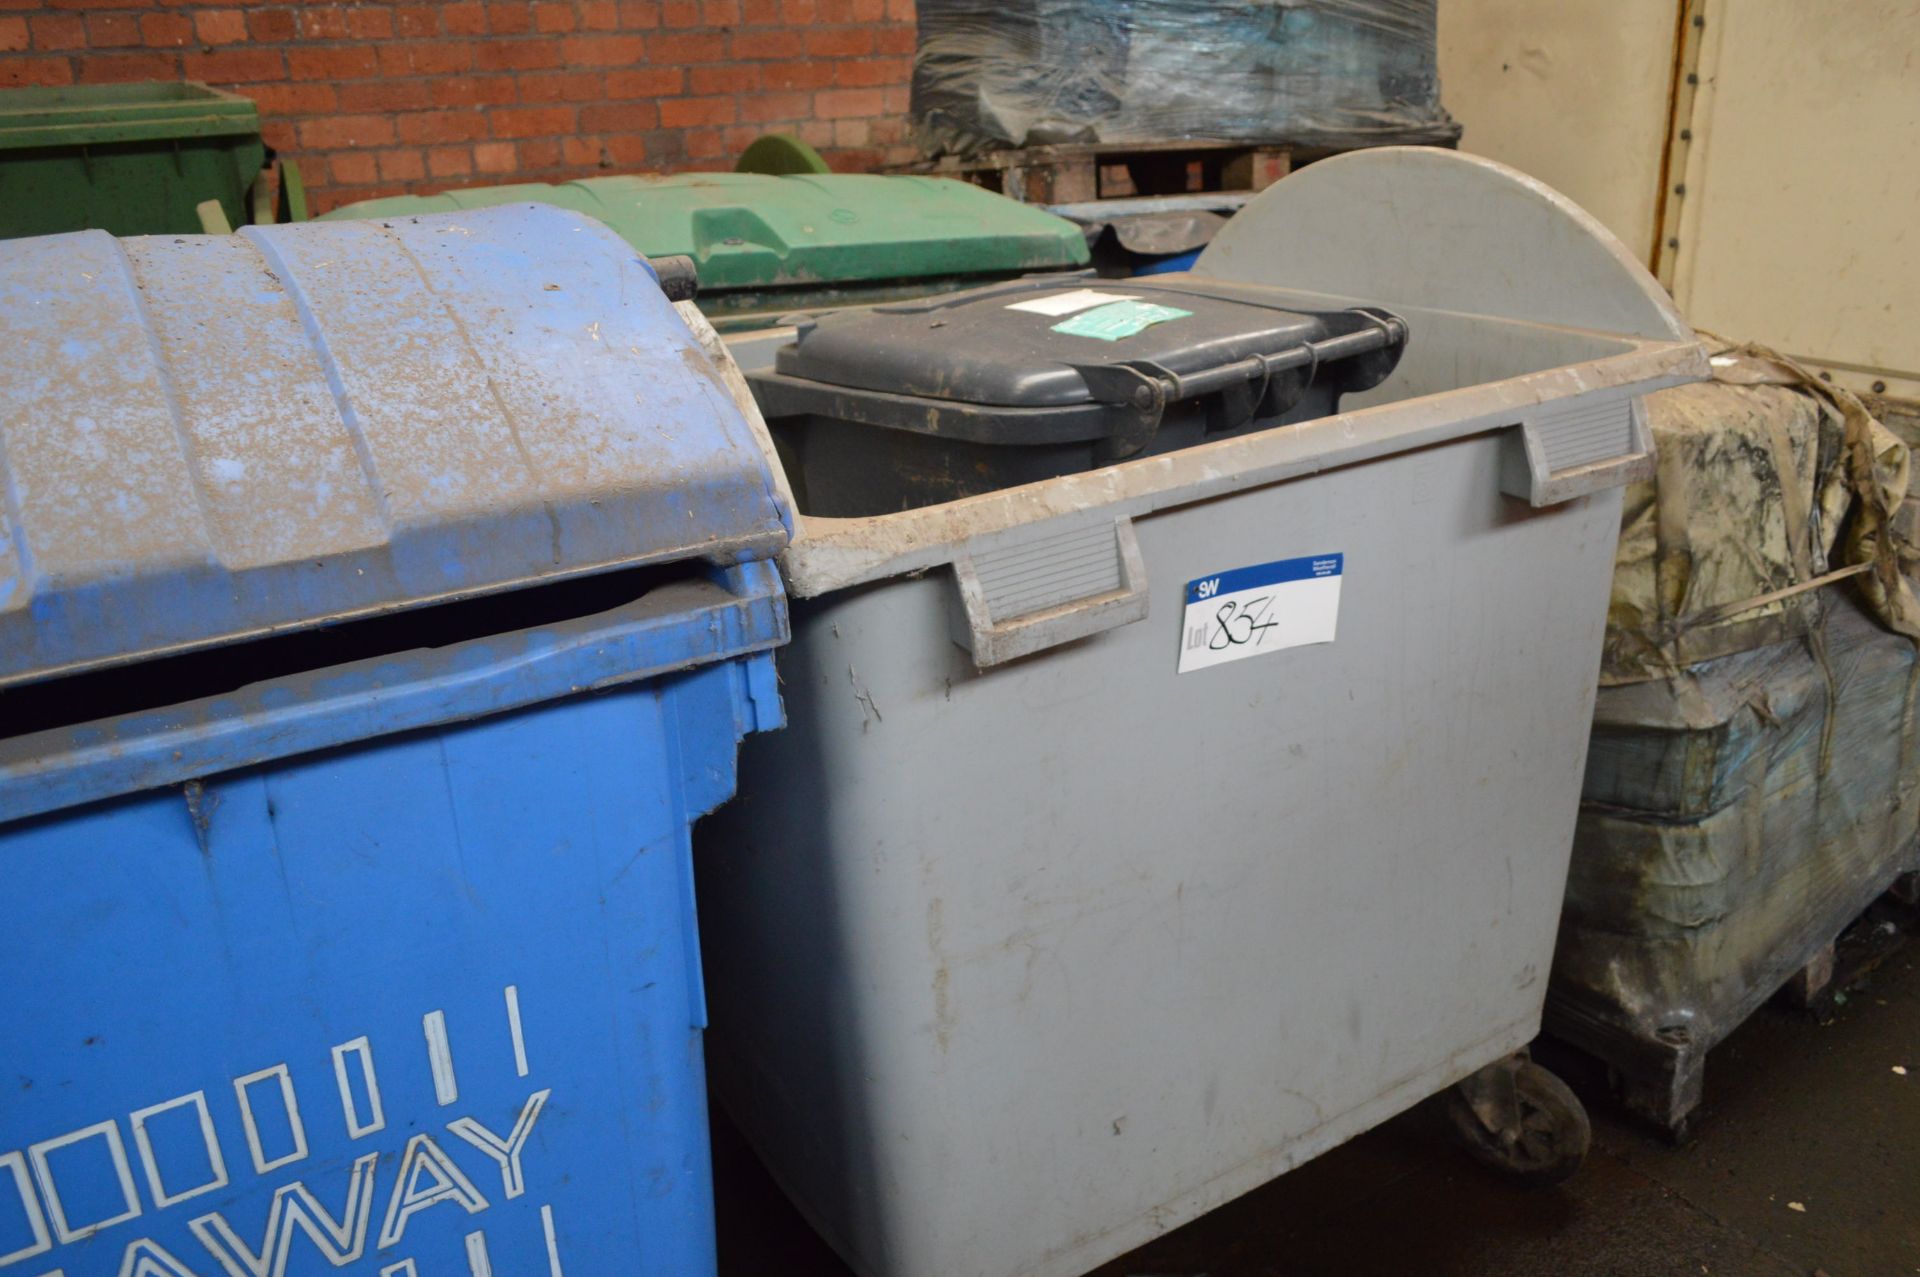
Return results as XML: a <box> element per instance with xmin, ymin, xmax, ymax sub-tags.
<box><xmin>0</xmin><ymin>204</ymin><xmax>792</xmax><ymax>689</ymax></box>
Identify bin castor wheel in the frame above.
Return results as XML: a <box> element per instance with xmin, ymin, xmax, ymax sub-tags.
<box><xmin>1445</xmin><ymin>1055</ymin><xmax>1590</xmax><ymax>1185</ymax></box>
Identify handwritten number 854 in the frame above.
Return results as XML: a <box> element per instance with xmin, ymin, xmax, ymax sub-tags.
<box><xmin>1208</xmin><ymin>596</ymin><xmax>1279</xmax><ymax>651</ymax></box>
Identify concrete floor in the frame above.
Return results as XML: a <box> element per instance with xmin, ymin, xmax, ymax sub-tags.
<box><xmin>713</xmin><ymin>940</ymin><xmax>1920</xmax><ymax>1277</ymax></box>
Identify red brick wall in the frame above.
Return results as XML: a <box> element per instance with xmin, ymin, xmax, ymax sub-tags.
<box><xmin>1</xmin><ymin>0</ymin><xmax>919</xmax><ymax>213</ymax></box>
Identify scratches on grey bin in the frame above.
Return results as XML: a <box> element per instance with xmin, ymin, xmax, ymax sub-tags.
<box><xmin>925</xmin><ymin>895</ymin><xmax>951</xmax><ymax>1055</ymax></box>
<box><xmin>848</xmin><ymin>665</ymin><xmax>881</xmax><ymax>729</ymax></box>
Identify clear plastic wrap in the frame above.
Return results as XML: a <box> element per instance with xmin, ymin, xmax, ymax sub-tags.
<box><xmin>910</xmin><ymin>0</ymin><xmax>1460</xmax><ymax>158</ymax></box>
<box><xmin>1548</xmin><ymin>360</ymin><xmax>1920</xmax><ymax>1131</ymax></box>
<box><xmin>1553</xmin><ymin>590</ymin><xmax>1920</xmax><ymax>1126</ymax></box>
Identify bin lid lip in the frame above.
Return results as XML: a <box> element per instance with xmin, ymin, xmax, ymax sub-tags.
<box><xmin>759</xmin><ymin>277</ymin><xmax>1390</xmax><ymax>409</ymax></box>
<box><xmin>0</xmin><ymin>81</ymin><xmax>260</xmax><ymax>149</ymax></box>
<box><xmin>0</xmin><ymin>205</ymin><xmax>792</xmax><ymax>690</ymax></box>
<box><xmin>317</xmin><ymin>173</ymin><xmax>1092</xmax><ymax>292</ymax></box>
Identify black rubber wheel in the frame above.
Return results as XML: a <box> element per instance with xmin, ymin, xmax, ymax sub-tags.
<box><xmin>1446</xmin><ymin>1061</ymin><xmax>1592</xmax><ymax>1186</ymax></box>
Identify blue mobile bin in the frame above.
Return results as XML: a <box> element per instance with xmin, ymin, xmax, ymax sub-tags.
<box><xmin>0</xmin><ymin>207</ymin><xmax>790</xmax><ymax>1277</ymax></box>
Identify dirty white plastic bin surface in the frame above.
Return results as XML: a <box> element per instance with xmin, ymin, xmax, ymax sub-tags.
<box><xmin>698</xmin><ymin>149</ymin><xmax>1709</xmax><ymax>1277</ymax></box>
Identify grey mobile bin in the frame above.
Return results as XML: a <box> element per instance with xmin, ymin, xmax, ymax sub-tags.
<box><xmin>698</xmin><ymin>149</ymin><xmax>1709</xmax><ymax>1277</ymax></box>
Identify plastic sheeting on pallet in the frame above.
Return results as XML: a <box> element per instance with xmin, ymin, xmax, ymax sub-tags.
<box><xmin>1871</xmin><ymin>396</ymin><xmax>1920</xmax><ymax>558</ymax></box>
<box><xmin>909</xmin><ymin>0</ymin><xmax>1460</xmax><ymax>158</ymax></box>
<box><xmin>1603</xmin><ymin>346</ymin><xmax>1920</xmax><ymax>686</ymax></box>
<box><xmin>1551</xmin><ymin>357</ymin><xmax>1920</xmax><ymax>1131</ymax></box>
<box><xmin>1553</xmin><ymin>589</ymin><xmax>1920</xmax><ymax>1126</ymax></box>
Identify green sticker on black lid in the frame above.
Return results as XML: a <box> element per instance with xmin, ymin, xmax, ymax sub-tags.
<box><xmin>1051</xmin><ymin>300</ymin><xmax>1194</xmax><ymax>342</ymax></box>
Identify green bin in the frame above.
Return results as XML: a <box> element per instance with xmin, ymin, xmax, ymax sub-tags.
<box><xmin>323</xmin><ymin>172</ymin><xmax>1091</xmax><ymax>330</ymax></box>
<box><xmin>0</xmin><ymin>81</ymin><xmax>265</xmax><ymax>240</ymax></box>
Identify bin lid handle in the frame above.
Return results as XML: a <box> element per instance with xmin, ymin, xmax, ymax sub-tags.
<box><xmin>1068</xmin><ymin>307</ymin><xmax>1408</xmax><ymax>458</ymax></box>
<box><xmin>1068</xmin><ymin>362</ymin><xmax>1168</xmax><ymax>459</ymax></box>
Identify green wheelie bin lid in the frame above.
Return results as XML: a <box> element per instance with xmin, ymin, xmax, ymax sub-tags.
<box><xmin>322</xmin><ymin>173</ymin><xmax>1091</xmax><ymax>329</ymax></box>
<box><xmin>0</xmin><ymin>82</ymin><xmax>265</xmax><ymax>240</ymax></box>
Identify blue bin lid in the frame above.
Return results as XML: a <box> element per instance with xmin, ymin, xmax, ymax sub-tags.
<box><xmin>0</xmin><ymin>205</ymin><xmax>791</xmax><ymax>688</ymax></box>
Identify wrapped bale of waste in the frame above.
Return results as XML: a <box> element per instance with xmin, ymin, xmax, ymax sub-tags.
<box><xmin>910</xmin><ymin>0</ymin><xmax>1461</xmax><ymax>158</ymax></box>
<box><xmin>1871</xmin><ymin>396</ymin><xmax>1920</xmax><ymax>560</ymax></box>
<box><xmin>1557</xmin><ymin>596</ymin><xmax>1920</xmax><ymax>1129</ymax></box>
<box><xmin>1548</xmin><ymin>347</ymin><xmax>1920</xmax><ymax>1133</ymax></box>
<box><xmin>1603</xmin><ymin>348</ymin><xmax>1917</xmax><ymax>682</ymax></box>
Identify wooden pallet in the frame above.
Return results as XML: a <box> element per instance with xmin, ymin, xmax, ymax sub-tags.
<box><xmin>884</xmin><ymin>139</ymin><xmax>1293</xmax><ymax>206</ymax></box>
<box><xmin>1779</xmin><ymin>873</ymin><xmax>1920</xmax><ymax>1018</ymax></box>
<box><xmin>1545</xmin><ymin>872</ymin><xmax>1920</xmax><ymax>1141</ymax></box>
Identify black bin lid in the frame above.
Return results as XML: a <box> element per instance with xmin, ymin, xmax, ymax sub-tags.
<box><xmin>752</xmin><ymin>275</ymin><xmax>1408</xmax><ymax>454</ymax></box>
<box><xmin>768</xmin><ymin>276</ymin><xmax>1413</xmax><ymax>410</ymax></box>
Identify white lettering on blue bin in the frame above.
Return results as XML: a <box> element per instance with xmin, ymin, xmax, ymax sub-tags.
<box><xmin>1177</xmin><ymin>553</ymin><xmax>1344</xmax><ymax>674</ymax></box>
<box><xmin>3</xmin><ymin>986</ymin><xmax>567</xmax><ymax>1277</ymax></box>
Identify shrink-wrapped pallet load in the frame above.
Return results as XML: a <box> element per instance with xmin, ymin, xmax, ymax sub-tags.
<box><xmin>910</xmin><ymin>0</ymin><xmax>1460</xmax><ymax>157</ymax></box>
<box><xmin>1550</xmin><ymin>346</ymin><xmax>1920</xmax><ymax>1133</ymax></box>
